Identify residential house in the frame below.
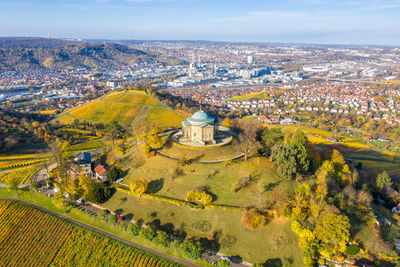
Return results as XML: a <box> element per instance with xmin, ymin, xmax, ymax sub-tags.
<box><xmin>73</xmin><ymin>152</ymin><xmax>93</xmax><ymax>178</ymax></box>
<box><xmin>94</xmin><ymin>164</ymin><xmax>108</xmax><ymax>182</ymax></box>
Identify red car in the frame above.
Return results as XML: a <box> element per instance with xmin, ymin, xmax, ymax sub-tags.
<box><xmin>117</xmin><ymin>216</ymin><xmax>124</xmax><ymax>221</ymax></box>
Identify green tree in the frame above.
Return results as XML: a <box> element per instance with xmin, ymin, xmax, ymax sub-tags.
<box><xmin>290</xmin><ymin>129</ymin><xmax>310</xmax><ymax>174</ymax></box>
<box><xmin>272</xmin><ymin>144</ymin><xmax>297</xmax><ymax>179</ymax></box>
<box><xmin>87</xmin><ymin>182</ymin><xmax>113</xmax><ymax>204</ymax></box>
<box><xmin>261</xmin><ymin>127</ymin><xmax>284</xmax><ymax>157</ymax></box>
<box><xmin>153</xmin><ymin>231</ymin><xmax>169</xmax><ymax>247</ymax></box>
<box><xmin>179</xmin><ymin>239</ymin><xmax>202</xmax><ymax>259</ymax></box>
<box><xmin>127</xmin><ymin>222</ymin><xmax>141</xmax><ymax>236</ymax></box>
<box><xmin>139</xmin><ymin>224</ymin><xmax>156</xmax><ymax>241</ymax></box>
<box><xmin>106</xmin><ymin>166</ymin><xmax>120</xmax><ymax>182</ymax></box>
<box><xmin>376</xmin><ymin>171</ymin><xmax>392</xmax><ymax>192</ymax></box>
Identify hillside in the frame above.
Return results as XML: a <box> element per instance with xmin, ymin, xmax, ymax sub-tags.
<box><xmin>55</xmin><ymin>90</ymin><xmax>185</xmax><ymax>128</ymax></box>
<box><xmin>0</xmin><ymin>38</ymin><xmax>153</xmax><ymax>71</ymax></box>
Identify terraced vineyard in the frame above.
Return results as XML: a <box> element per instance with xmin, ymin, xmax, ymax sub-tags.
<box><xmin>0</xmin><ymin>200</ymin><xmax>181</xmax><ymax>267</ymax></box>
<box><xmin>55</xmin><ymin>90</ymin><xmax>185</xmax><ymax>128</ymax></box>
<box><xmin>0</xmin><ymin>165</ymin><xmax>42</xmax><ymax>184</ymax></box>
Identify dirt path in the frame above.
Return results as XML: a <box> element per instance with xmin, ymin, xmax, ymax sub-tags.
<box><xmin>0</xmin><ymin>197</ymin><xmax>198</xmax><ymax>267</ymax></box>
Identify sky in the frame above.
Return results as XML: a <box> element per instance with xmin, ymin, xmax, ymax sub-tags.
<box><xmin>1</xmin><ymin>0</ymin><xmax>400</xmax><ymax>45</ymax></box>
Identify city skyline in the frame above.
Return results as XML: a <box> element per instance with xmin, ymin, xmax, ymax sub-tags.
<box><xmin>1</xmin><ymin>0</ymin><xmax>400</xmax><ymax>46</ymax></box>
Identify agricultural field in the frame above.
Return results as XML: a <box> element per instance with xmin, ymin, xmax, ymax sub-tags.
<box><xmin>0</xmin><ymin>152</ymin><xmax>51</xmax><ymax>174</ymax></box>
<box><xmin>66</xmin><ymin>139</ymin><xmax>105</xmax><ymax>152</ymax></box>
<box><xmin>225</xmin><ymin>90</ymin><xmax>285</xmax><ymax>101</ymax></box>
<box><xmin>55</xmin><ymin>91</ymin><xmax>185</xmax><ymax>128</ymax></box>
<box><xmin>103</xmin><ymin>145</ymin><xmax>302</xmax><ymax>264</ymax></box>
<box><xmin>0</xmin><ymin>200</ymin><xmax>181</xmax><ymax>267</ymax></box>
<box><xmin>0</xmin><ymin>165</ymin><xmax>42</xmax><ymax>184</ymax></box>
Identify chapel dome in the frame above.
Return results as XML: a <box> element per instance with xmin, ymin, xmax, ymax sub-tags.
<box><xmin>187</xmin><ymin>110</ymin><xmax>215</xmax><ymax>124</ymax></box>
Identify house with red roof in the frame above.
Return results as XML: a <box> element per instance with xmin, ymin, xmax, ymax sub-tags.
<box><xmin>94</xmin><ymin>164</ymin><xmax>108</xmax><ymax>182</ymax></box>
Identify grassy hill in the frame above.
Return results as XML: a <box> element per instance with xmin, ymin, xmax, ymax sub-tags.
<box><xmin>55</xmin><ymin>90</ymin><xmax>185</xmax><ymax>128</ymax></box>
<box><xmin>102</xmin><ymin>143</ymin><xmax>302</xmax><ymax>265</ymax></box>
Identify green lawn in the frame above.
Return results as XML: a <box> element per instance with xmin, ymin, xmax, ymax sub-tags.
<box><xmin>105</xmin><ymin>146</ymin><xmax>302</xmax><ymax>264</ymax></box>
<box><xmin>159</xmin><ymin>142</ymin><xmax>241</xmax><ymax>161</ymax></box>
<box><xmin>103</xmin><ymin>191</ymin><xmax>302</xmax><ymax>265</ymax></box>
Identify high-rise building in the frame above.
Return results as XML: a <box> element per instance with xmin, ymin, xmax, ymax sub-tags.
<box><xmin>247</xmin><ymin>55</ymin><xmax>254</xmax><ymax>65</ymax></box>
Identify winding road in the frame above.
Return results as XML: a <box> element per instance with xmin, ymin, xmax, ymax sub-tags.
<box><xmin>0</xmin><ymin>197</ymin><xmax>198</xmax><ymax>267</ymax></box>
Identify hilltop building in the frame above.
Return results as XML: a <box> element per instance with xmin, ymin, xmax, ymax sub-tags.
<box><xmin>180</xmin><ymin>110</ymin><xmax>219</xmax><ymax>145</ymax></box>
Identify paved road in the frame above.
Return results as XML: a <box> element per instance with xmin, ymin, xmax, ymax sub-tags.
<box><xmin>0</xmin><ymin>197</ymin><xmax>198</xmax><ymax>267</ymax></box>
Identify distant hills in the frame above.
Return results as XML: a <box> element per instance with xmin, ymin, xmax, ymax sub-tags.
<box><xmin>0</xmin><ymin>37</ymin><xmax>154</xmax><ymax>71</ymax></box>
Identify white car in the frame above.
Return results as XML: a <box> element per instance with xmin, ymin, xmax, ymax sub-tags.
<box><xmin>221</xmin><ymin>256</ymin><xmax>231</xmax><ymax>262</ymax></box>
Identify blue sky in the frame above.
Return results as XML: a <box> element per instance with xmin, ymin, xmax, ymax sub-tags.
<box><xmin>1</xmin><ymin>0</ymin><xmax>400</xmax><ymax>45</ymax></box>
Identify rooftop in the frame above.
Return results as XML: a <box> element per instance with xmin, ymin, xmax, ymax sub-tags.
<box><xmin>187</xmin><ymin>110</ymin><xmax>216</xmax><ymax>124</ymax></box>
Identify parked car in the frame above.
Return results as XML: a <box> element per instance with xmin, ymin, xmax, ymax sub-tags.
<box><xmin>221</xmin><ymin>256</ymin><xmax>231</xmax><ymax>262</ymax></box>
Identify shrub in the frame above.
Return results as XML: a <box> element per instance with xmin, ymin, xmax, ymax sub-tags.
<box><xmin>220</xmin><ymin>235</ymin><xmax>237</xmax><ymax>249</ymax></box>
<box><xmin>241</xmin><ymin>209</ymin><xmax>269</xmax><ymax>229</ymax></box>
<box><xmin>179</xmin><ymin>239</ymin><xmax>202</xmax><ymax>260</ymax></box>
<box><xmin>191</xmin><ymin>220</ymin><xmax>212</xmax><ymax>232</ymax></box>
<box><xmin>218</xmin><ymin>259</ymin><xmax>230</xmax><ymax>267</ymax></box>
<box><xmin>178</xmin><ymin>157</ymin><xmax>191</xmax><ymax>166</ymax></box>
<box><xmin>120</xmin><ymin>221</ymin><xmax>128</xmax><ymax>230</ymax></box>
<box><xmin>170</xmin><ymin>240</ymin><xmax>180</xmax><ymax>251</ymax></box>
<box><xmin>345</xmin><ymin>245</ymin><xmax>360</xmax><ymax>255</ymax></box>
<box><xmin>98</xmin><ymin>210</ymin><xmax>108</xmax><ymax>220</ymax></box>
<box><xmin>127</xmin><ymin>222</ymin><xmax>140</xmax><ymax>236</ymax></box>
<box><xmin>185</xmin><ymin>190</ymin><xmax>212</xmax><ymax>205</ymax></box>
<box><xmin>87</xmin><ymin>182</ymin><xmax>113</xmax><ymax>204</ymax></box>
<box><xmin>30</xmin><ymin>182</ymin><xmax>41</xmax><ymax>191</ymax></box>
<box><xmin>153</xmin><ymin>231</ymin><xmax>169</xmax><ymax>247</ymax></box>
<box><xmin>139</xmin><ymin>225</ymin><xmax>156</xmax><ymax>241</ymax></box>
<box><xmin>108</xmin><ymin>214</ymin><xmax>117</xmax><ymax>224</ymax></box>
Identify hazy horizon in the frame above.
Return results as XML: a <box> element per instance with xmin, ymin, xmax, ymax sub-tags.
<box><xmin>1</xmin><ymin>0</ymin><xmax>400</xmax><ymax>46</ymax></box>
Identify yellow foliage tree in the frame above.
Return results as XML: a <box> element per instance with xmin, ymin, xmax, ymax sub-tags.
<box><xmin>185</xmin><ymin>190</ymin><xmax>212</xmax><ymax>205</ymax></box>
<box><xmin>130</xmin><ymin>178</ymin><xmax>148</xmax><ymax>195</ymax></box>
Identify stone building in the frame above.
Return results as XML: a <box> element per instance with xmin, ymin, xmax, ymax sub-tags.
<box><xmin>180</xmin><ymin>110</ymin><xmax>219</xmax><ymax>145</ymax></box>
